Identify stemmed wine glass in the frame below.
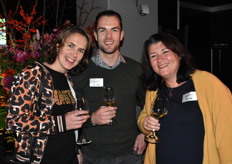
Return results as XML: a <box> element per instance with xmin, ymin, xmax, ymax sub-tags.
<box><xmin>145</xmin><ymin>97</ymin><xmax>168</xmax><ymax>143</ymax></box>
<box><xmin>76</xmin><ymin>96</ymin><xmax>92</xmax><ymax>145</ymax></box>
<box><xmin>104</xmin><ymin>86</ymin><xmax>117</xmax><ymax>125</ymax></box>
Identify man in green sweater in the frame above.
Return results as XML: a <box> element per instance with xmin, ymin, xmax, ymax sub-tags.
<box><xmin>73</xmin><ymin>10</ymin><xmax>147</xmax><ymax>164</ymax></box>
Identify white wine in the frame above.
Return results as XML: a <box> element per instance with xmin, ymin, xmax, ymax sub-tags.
<box><xmin>151</xmin><ymin>111</ymin><xmax>167</xmax><ymax>119</ymax></box>
<box><xmin>105</xmin><ymin>100</ymin><xmax>117</xmax><ymax>125</ymax></box>
<box><xmin>105</xmin><ymin>101</ymin><xmax>115</xmax><ymax>107</ymax></box>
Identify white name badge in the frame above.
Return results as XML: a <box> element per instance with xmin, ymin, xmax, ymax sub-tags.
<box><xmin>182</xmin><ymin>91</ymin><xmax>198</xmax><ymax>103</ymax></box>
<box><xmin>89</xmin><ymin>78</ymin><xmax>104</xmax><ymax>87</ymax></box>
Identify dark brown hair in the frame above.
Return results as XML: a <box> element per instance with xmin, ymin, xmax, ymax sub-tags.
<box><xmin>94</xmin><ymin>10</ymin><xmax>123</xmax><ymax>31</ymax></box>
<box><xmin>143</xmin><ymin>32</ymin><xmax>196</xmax><ymax>90</ymax></box>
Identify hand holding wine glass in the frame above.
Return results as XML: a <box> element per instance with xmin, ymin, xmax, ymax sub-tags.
<box><xmin>104</xmin><ymin>86</ymin><xmax>117</xmax><ymax>125</ymax></box>
<box><xmin>145</xmin><ymin>97</ymin><xmax>168</xmax><ymax>143</ymax></box>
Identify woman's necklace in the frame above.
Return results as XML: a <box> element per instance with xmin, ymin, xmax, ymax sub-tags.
<box><xmin>167</xmin><ymin>87</ymin><xmax>174</xmax><ymax>97</ymax></box>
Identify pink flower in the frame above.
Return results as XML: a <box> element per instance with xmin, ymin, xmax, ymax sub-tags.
<box><xmin>14</xmin><ymin>50</ymin><xmax>30</xmax><ymax>63</ymax></box>
<box><xmin>53</xmin><ymin>27</ymin><xmax>60</xmax><ymax>33</ymax></box>
<box><xmin>33</xmin><ymin>51</ymin><xmax>40</xmax><ymax>58</ymax></box>
<box><xmin>2</xmin><ymin>76</ymin><xmax>14</xmax><ymax>91</ymax></box>
<box><xmin>41</xmin><ymin>33</ymin><xmax>57</xmax><ymax>45</ymax></box>
<box><xmin>32</xmin><ymin>41</ymin><xmax>41</xmax><ymax>57</ymax></box>
<box><xmin>63</xmin><ymin>19</ymin><xmax>71</xmax><ymax>26</ymax></box>
<box><xmin>42</xmin><ymin>33</ymin><xmax>52</xmax><ymax>45</ymax></box>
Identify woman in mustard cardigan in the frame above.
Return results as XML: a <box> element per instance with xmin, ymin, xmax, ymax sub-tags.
<box><xmin>137</xmin><ymin>32</ymin><xmax>232</xmax><ymax>164</ymax></box>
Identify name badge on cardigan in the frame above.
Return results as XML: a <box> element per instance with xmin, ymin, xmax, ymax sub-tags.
<box><xmin>182</xmin><ymin>91</ymin><xmax>197</xmax><ymax>103</ymax></box>
<box><xmin>89</xmin><ymin>78</ymin><xmax>104</xmax><ymax>87</ymax></box>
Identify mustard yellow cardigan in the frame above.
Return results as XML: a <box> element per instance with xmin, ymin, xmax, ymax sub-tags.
<box><xmin>138</xmin><ymin>70</ymin><xmax>232</xmax><ymax>164</ymax></box>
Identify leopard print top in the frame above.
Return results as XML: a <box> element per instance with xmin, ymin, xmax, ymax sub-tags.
<box><xmin>6</xmin><ymin>62</ymin><xmax>69</xmax><ymax>163</ymax></box>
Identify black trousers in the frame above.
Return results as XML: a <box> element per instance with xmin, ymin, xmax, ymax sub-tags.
<box><xmin>82</xmin><ymin>151</ymin><xmax>143</xmax><ymax>164</ymax></box>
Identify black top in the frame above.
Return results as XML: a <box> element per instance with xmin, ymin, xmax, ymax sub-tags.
<box><xmin>72</xmin><ymin>57</ymin><xmax>145</xmax><ymax>158</ymax></box>
<box><xmin>41</xmin><ymin>65</ymin><xmax>76</xmax><ymax>163</ymax></box>
<box><xmin>156</xmin><ymin>79</ymin><xmax>204</xmax><ymax>164</ymax></box>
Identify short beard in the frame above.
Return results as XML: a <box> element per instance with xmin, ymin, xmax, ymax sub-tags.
<box><xmin>98</xmin><ymin>45</ymin><xmax>120</xmax><ymax>55</ymax></box>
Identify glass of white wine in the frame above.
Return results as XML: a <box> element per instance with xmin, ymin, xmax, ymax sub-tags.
<box><xmin>145</xmin><ymin>97</ymin><xmax>168</xmax><ymax>143</ymax></box>
<box><xmin>104</xmin><ymin>86</ymin><xmax>117</xmax><ymax>125</ymax></box>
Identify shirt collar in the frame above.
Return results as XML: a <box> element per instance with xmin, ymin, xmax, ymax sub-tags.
<box><xmin>91</xmin><ymin>52</ymin><xmax>126</xmax><ymax>70</ymax></box>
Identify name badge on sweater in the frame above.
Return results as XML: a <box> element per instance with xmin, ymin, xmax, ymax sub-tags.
<box><xmin>182</xmin><ymin>91</ymin><xmax>197</xmax><ymax>103</ymax></box>
<box><xmin>89</xmin><ymin>78</ymin><xmax>104</xmax><ymax>87</ymax></box>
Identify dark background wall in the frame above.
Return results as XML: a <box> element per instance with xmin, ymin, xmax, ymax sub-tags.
<box><xmin>158</xmin><ymin>0</ymin><xmax>232</xmax><ymax>91</ymax></box>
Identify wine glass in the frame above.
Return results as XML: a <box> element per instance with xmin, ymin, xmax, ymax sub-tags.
<box><xmin>104</xmin><ymin>86</ymin><xmax>117</xmax><ymax>125</ymax></box>
<box><xmin>145</xmin><ymin>97</ymin><xmax>168</xmax><ymax>143</ymax></box>
<box><xmin>76</xmin><ymin>96</ymin><xmax>92</xmax><ymax>145</ymax></box>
